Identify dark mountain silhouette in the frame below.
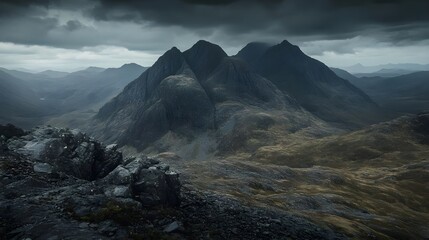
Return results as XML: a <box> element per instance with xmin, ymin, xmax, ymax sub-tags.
<box><xmin>0</xmin><ymin>70</ymin><xmax>46</xmax><ymax>128</ymax></box>
<box><xmin>0</xmin><ymin>64</ymin><xmax>146</xmax><ymax>128</ymax></box>
<box><xmin>0</xmin><ymin>67</ymin><xmax>61</xmax><ymax>81</ymax></box>
<box><xmin>331</xmin><ymin>67</ymin><xmax>385</xmax><ymax>89</ymax></box>
<box><xmin>92</xmin><ymin>40</ymin><xmax>317</xmax><ymax>152</ymax></box>
<box><xmin>28</xmin><ymin>63</ymin><xmax>146</xmax><ymax>113</ymax></box>
<box><xmin>352</xmin><ymin>71</ymin><xmax>429</xmax><ymax>114</ymax></box>
<box><xmin>235</xmin><ymin>42</ymin><xmax>272</xmax><ymax>69</ymax></box>
<box><xmin>330</xmin><ymin>67</ymin><xmax>359</xmax><ymax>82</ymax></box>
<box><xmin>343</xmin><ymin>63</ymin><xmax>429</xmax><ymax>74</ymax></box>
<box><xmin>237</xmin><ymin>40</ymin><xmax>384</xmax><ymax>127</ymax></box>
<box><xmin>354</xmin><ymin>68</ymin><xmax>416</xmax><ymax>78</ymax></box>
<box><xmin>332</xmin><ymin>68</ymin><xmax>429</xmax><ymax>115</ymax></box>
<box><xmin>38</xmin><ymin>70</ymin><xmax>69</xmax><ymax>78</ymax></box>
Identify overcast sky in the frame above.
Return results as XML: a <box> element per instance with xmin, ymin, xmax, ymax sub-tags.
<box><xmin>0</xmin><ymin>0</ymin><xmax>428</xmax><ymax>72</ymax></box>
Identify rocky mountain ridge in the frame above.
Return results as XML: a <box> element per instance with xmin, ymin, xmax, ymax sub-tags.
<box><xmin>90</xmin><ymin>40</ymin><xmax>340</xmax><ymax>156</ymax></box>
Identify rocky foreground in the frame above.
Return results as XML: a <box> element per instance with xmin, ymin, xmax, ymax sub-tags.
<box><xmin>0</xmin><ymin>125</ymin><xmax>345</xmax><ymax>239</ymax></box>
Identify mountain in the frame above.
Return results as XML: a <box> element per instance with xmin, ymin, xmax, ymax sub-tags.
<box><xmin>354</xmin><ymin>68</ymin><xmax>415</xmax><ymax>78</ymax></box>
<box><xmin>0</xmin><ymin>67</ymin><xmax>45</xmax><ymax>81</ymax></box>
<box><xmin>234</xmin><ymin>42</ymin><xmax>272</xmax><ymax>69</ymax></box>
<box><xmin>41</xmin><ymin>63</ymin><xmax>147</xmax><ymax>128</ymax></box>
<box><xmin>0</xmin><ymin>70</ymin><xmax>46</xmax><ymax>128</ymax></box>
<box><xmin>352</xmin><ymin>71</ymin><xmax>429</xmax><ymax>114</ymax></box>
<box><xmin>0</xmin><ymin>67</ymin><xmax>69</xmax><ymax>81</ymax></box>
<box><xmin>330</xmin><ymin>67</ymin><xmax>359</xmax><ymax>82</ymax></box>
<box><xmin>0</xmin><ymin>64</ymin><xmax>146</xmax><ymax>129</ymax></box>
<box><xmin>343</xmin><ymin>63</ymin><xmax>429</xmax><ymax>74</ymax></box>
<box><xmin>30</xmin><ymin>63</ymin><xmax>146</xmax><ymax>112</ymax></box>
<box><xmin>92</xmin><ymin>40</ymin><xmax>326</xmax><ymax>154</ymax></box>
<box><xmin>37</xmin><ymin>70</ymin><xmax>69</xmax><ymax>78</ymax></box>
<box><xmin>237</xmin><ymin>40</ymin><xmax>384</xmax><ymax>127</ymax></box>
<box><xmin>330</xmin><ymin>67</ymin><xmax>384</xmax><ymax>87</ymax></box>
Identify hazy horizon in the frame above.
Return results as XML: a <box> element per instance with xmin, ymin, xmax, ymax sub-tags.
<box><xmin>1</xmin><ymin>40</ymin><xmax>429</xmax><ymax>73</ymax></box>
<box><xmin>1</xmin><ymin>0</ymin><xmax>428</xmax><ymax>72</ymax></box>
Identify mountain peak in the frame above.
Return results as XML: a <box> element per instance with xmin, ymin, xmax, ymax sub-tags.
<box><xmin>86</xmin><ymin>66</ymin><xmax>105</xmax><ymax>72</ymax></box>
<box><xmin>278</xmin><ymin>40</ymin><xmax>301</xmax><ymax>52</ymax></box>
<box><xmin>194</xmin><ymin>39</ymin><xmax>220</xmax><ymax>47</ymax></box>
<box><xmin>121</xmin><ymin>63</ymin><xmax>140</xmax><ymax>67</ymax></box>
<box><xmin>280</xmin><ymin>39</ymin><xmax>294</xmax><ymax>46</ymax></box>
<box><xmin>187</xmin><ymin>40</ymin><xmax>227</xmax><ymax>57</ymax></box>
<box><xmin>153</xmin><ymin>46</ymin><xmax>184</xmax><ymax>66</ymax></box>
<box><xmin>269</xmin><ymin>40</ymin><xmax>304</xmax><ymax>58</ymax></box>
<box><xmin>235</xmin><ymin>42</ymin><xmax>272</xmax><ymax>68</ymax></box>
<box><xmin>184</xmin><ymin>40</ymin><xmax>227</xmax><ymax>80</ymax></box>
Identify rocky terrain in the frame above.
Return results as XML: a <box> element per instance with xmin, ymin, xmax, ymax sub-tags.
<box><xmin>0</xmin><ymin>124</ymin><xmax>345</xmax><ymax>239</ymax></box>
<box><xmin>1</xmin><ymin>40</ymin><xmax>428</xmax><ymax>240</ymax></box>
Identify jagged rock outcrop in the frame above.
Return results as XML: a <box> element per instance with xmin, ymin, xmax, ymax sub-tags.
<box><xmin>0</xmin><ymin>124</ymin><xmax>181</xmax><ymax>238</ymax></box>
<box><xmin>8</xmin><ymin>126</ymin><xmax>122</xmax><ymax>180</ymax></box>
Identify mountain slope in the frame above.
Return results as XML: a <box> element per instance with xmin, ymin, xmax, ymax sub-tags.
<box><xmin>0</xmin><ymin>64</ymin><xmax>146</xmax><ymax>129</ymax></box>
<box><xmin>0</xmin><ymin>70</ymin><xmax>46</xmax><ymax>127</ymax></box>
<box><xmin>42</xmin><ymin>63</ymin><xmax>147</xmax><ymax>128</ymax></box>
<box><xmin>92</xmin><ymin>41</ymin><xmax>327</xmax><ymax>155</ymax></box>
<box><xmin>30</xmin><ymin>64</ymin><xmax>146</xmax><ymax>113</ymax></box>
<box><xmin>353</xmin><ymin>71</ymin><xmax>429</xmax><ymax>114</ymax></box>
<box><xmin>235</xmin><ymin>42</ymin><xmax>272</xmax><ymax>69</ymax></box>
<box><xmin>354</xmin><ymin>68</ymin><xmax>416</xmax><ymax>78</ymax></box>
<box><xmin>330</xmin><ymin>67</ymin><xmax>359</xmax><ymax>82</ymax></box>
<box><xmin>247</xmin><ymin>112</ymin><xmax>429</xmax><ymax>239</ymax></box>
<box><xmin>237</xmin><ymin>40</ymin><xmax>384</xmax><ymax>127</ymax></box>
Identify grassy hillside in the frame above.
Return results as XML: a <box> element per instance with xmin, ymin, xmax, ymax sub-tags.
<box><xmin>153</xmin><ymin>113</ymin><xmax>429</xmax><ymax>239</ymax></box>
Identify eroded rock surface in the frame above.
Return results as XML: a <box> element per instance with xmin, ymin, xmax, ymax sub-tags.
<box><xmin>0</xmin><ymin>125</ymin><xmax>345</xmax><ymax>239</ymax></box>
<box><xmin>0</xmin><ymin>125</ymin><xmax>181</xmax><ymax>239</ymax></box>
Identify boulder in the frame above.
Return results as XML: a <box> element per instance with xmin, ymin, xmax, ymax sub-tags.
<box><xmin>134</xmin><ymin>168</ymin><xmax>169</xmax><ymax>206</ymax></box>
<box><xmin>104</xmin><ymin>156</ymin><xmax>181</xmax><ymax>206</ymax></box>
<box><xmin>0</xmin><ymin>124</ymin><xmax>25</xmax><ymax>139</ymax></box>
<box><xmin>104</xmin><ymin>166</ymin><xmax>133</xmax><ymax>185</ymax></box>
<box><xmin>163</xmin><ymin>221</ymin><xmax>184</xmax><ymax>233</ymax></box>
<box><xmin>33</xmin><ymin>162</ymin><xmax>53</xmax><ymax>174</ymax></box>
<box><xmin>15</xmin><ymin>126</ymin><xmax>123</xmax><ymax>180</ymax></box>
<box><xmin>0</xmin><ymin>125</ymin><xmax>182</xmax><ymax>239</ymax></box>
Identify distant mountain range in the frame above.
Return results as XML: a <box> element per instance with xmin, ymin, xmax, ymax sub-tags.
<box><xmin>342</xmin><ymin>63</ymin><xmax>429</xmax><ymax>74</ymax></box>
<box><xmin>90</xmin><ymin>40</ymin><xmax>384</xmax><ymax>155</ymax></box>
<box><xmin>0</xmin><ymin>64</ymin><xmax>147</xmax><ymax>128</ymax></box>
<box><xmin>0</xmin><ymin>70</ymin><xmax>47</xmax><ymax>127</ymax></box>
<box><xmin>331</xmin><ymin>68</ymin><xmax>429</xmax><ymax>115</ymax></box>
<box><xmin>353</xmin><ymin>69</ymin><xmax>417</xmax><ymax>78</ymax></box>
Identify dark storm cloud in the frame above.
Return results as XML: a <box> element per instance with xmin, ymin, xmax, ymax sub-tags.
<box><xmin>87</xmin><ymin>0</ymin><xmax>429</xmax><ymax>42</ymax></box>
<box><xmin>64</xmin><ymin>20</ymin><xmax>84</xmax><ymax>31</ymax></box>
<box><xmin>0</xmin><ymin>0</ymin><xmax>428</xmax><ymax>50</ymax></box>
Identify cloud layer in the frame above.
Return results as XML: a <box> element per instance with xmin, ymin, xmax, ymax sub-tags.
<box><xmin>0</xmin><ymin>0</ymin><xmax>428</xmax><ymax>70</ymax></box>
